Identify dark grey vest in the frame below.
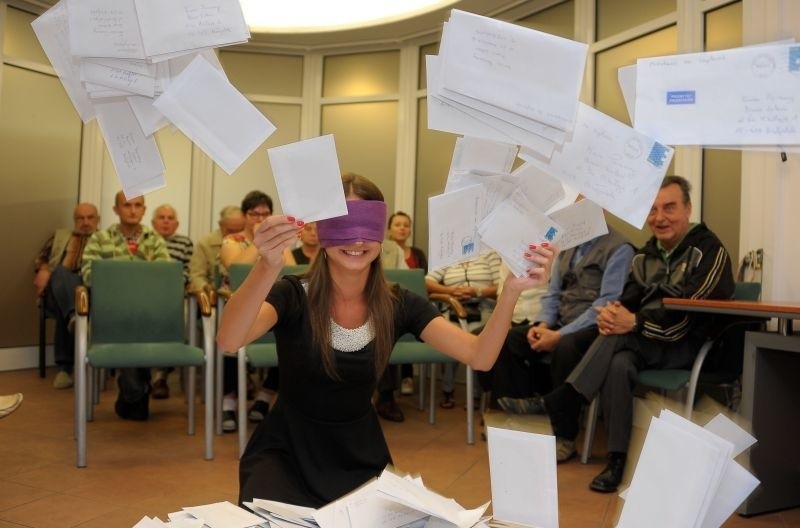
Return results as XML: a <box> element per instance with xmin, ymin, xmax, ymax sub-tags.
<box><xmin>557</xmin><ymin>228</ymin><xmax>631</xmax><ymax>326</ymax></box>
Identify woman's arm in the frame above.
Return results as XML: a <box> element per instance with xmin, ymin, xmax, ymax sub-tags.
<box><xmin>420</xmin><ymin>247</ymin><xmax>555</xmax><ymax>370</ymax></box>
<box><xmin>216</xmin><ymin>217</ymin><xmax>302</xmax><ymax>352</ymax></box>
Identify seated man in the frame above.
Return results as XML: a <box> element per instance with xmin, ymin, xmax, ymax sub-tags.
<box><xmin>33</xmin><ymin>203</ymin><xmax>99</xmax><ymax>389</ymax></box>
<box><xmin>492</xmin><ymin>225</ymin><xmax>634</xmax><ymax>461</ymax></box>
<box><xmin>501</xmin><ymin>176</ymin><xmax>734</xmax><ymax>492</ymax></box>
<box><xmin>150</xmin><ymin>204</ymin><xmax>194</xmax><ymax>399</ymax></box>
<box><xmin>188</xmin><ymin>205</ymin><xmax>245</xmax><ymax>294</ymax></box>
<box><xmin>82</xmin><ymin>191</ymin><xmax>171</xmax><ymax>420</ymax></box>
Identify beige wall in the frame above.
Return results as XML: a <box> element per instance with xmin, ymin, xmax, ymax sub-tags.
<box><xmin>0</xmin><ymin>7</ymin><xmax>82</xmax><ymax>348</ymax></box>
<box><xmin>1</xmin><ymin>0</ymin><xmax>791</xmax><ymax>366</ymax></box>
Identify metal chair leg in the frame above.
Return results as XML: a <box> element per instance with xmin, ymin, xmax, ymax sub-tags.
<box><xmin>581</xmin><ymin>397</ymin><xmax>600</xmax><ymax>464</ymax></box>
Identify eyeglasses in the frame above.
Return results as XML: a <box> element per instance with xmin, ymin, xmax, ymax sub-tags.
<box><xmin>246</xmin><ymin>210</ymin><xmax>271</xmax><ymax>218</ymax></box>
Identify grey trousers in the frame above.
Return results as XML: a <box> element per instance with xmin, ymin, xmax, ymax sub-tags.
<box><xmin>566</xmin><ymin>332</ymin><xmax>697</xmax><ymax>453</ymax></box>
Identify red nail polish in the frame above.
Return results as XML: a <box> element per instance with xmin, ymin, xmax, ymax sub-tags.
<box><xmin>287</xmin><ymin>216</ymin><xmax>295</xmax><ymax>222</ymax></box>
<box><xmin>542</xmin><ymin>242</ymin><xmax>550</xmax><ymax>248</ymax></box>
<box><xmin>524</xmin><ymin>252</ymin><xmax>531</xmax><ymax>258</ymax></box>
<box><xmin>529</xmin><ymin>244</ymin><xmax>537</xmax><ymax>250</ymax></box>
<box><xmin>296</xmin><ymin>220</ymin><xmax>305</xmax><ymax>227</ymax></box>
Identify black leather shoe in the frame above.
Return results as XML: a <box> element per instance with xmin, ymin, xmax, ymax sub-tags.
<box><xmin>376</xmin><ymin>400</ymin><xmax>405</xmax><ymax>422</ymax></box>
<box><xmin>497</xmin><ymin>395</ymin><xmax>547</xmax><ymax>415</ymax></box>
<box><xmin>590</xmin><ymin>453</ymin><xmax>626</xmax><ymax>493</ymax></box>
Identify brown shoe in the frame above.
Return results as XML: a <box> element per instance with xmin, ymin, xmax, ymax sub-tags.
<box><xmin>151</xmin><ymin>378</ymin><xmax>170</xmax><ymax>400</ymax></box>
<box><xmin>376</xmin><ymin>400</ymin><xmax>405</xmax><ymax>422</ymax></box>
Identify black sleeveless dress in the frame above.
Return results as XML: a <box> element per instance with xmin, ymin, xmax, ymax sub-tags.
<box><xmin>239</xmin><ymin>275</ymin><xmax>440</xmax><ymax>507</ymax></box>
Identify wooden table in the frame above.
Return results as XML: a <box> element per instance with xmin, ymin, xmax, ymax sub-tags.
<box><xmin>664</xmin><ymin>298</ymin><xmax>800</xmax><ymax>516</ymax></box>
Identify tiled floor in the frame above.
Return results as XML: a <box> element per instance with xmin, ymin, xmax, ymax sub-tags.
<box><xmin>0</xmin><ymin>367</ymin><xmax>797</xmax><ymax>527</ymax></box>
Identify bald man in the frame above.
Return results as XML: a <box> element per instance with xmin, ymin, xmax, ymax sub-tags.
<box><xmin>34</xmin><ymin>203</ymin><xmax>100</xmax><ymax>389</ymax></box>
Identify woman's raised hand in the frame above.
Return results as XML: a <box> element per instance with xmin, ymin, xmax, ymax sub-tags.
<box><xmin>505</xmin><ymin>242</ymin><xmax>557</xmax><ymax>292</ymax></box>
<box><xmin>253</xmin><ymin>216</ymin><xmax>305</xmax><ymax>269</ymax></box>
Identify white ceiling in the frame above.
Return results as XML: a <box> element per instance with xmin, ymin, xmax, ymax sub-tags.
<box><xmin>16</xmin><ymin>0</ymin><xmax>555</xmax><ymax>52</ymax></box>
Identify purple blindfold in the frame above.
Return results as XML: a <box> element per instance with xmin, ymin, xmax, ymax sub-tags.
<box><xmin>316</xmin><ymin>200</ymin><xmax>387</xmax><ymax>248</ymax></box>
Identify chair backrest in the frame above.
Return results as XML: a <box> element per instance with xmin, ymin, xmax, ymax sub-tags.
<box><xmin>90</xmin><ymin>260</ymin><xmax>185</xmax><ymax>344</ymax></box>
<box><xmin>733</xmin><ymin>281</ymin><xmax>761</xmax><ymax>301</ymax></box>
<box><xmin>228</xmin><ymin>263</ymin><xmax>309</xmax><ymax>291</ymax></box>
<box><xmin>383</xmin><ymin>268</ymin><xmax>427</xmax><ymax>298</ymax></box>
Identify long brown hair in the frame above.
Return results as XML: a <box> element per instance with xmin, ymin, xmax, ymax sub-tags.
<box><xmin>306</xmin><ymin>173</ymin><xmax>397</xmax><ymax>380</ymax></box>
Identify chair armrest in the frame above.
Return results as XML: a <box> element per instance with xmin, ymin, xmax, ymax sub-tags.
<box><xmin>75</xmin><ymin>285</ymin><xmax>89</xmax><ymax>316</ymax></box>
<box><xmin>217</xmin><ymin>286</ymin><xmax>232</xmax><ymax>302</ymax></box>
<box><xmin>430</xmin><ymin>293</ymin><xmax>467</xmax><ymax>320</ymax></box>
<box><xmin>194</xmin><ymin>290</ymin><xmax>213</xmax><ymax>317</ymax></box>
<box><xmin>204</xmin><ymin>284</ymin><xmax>217</xmax><ymax>306</ymax></box>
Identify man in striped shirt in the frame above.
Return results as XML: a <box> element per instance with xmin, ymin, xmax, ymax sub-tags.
<box><xmin>34</xmin><ymin>203</ymin><xmax>100</xmax><ymax>389</ymax></box>
<box><xmin>81</xmin><ymin>191</ymin><xmax>171</xmax><ymax>420</ymax></box>
<box><xmin>150</xmin><ymin>204</ymin><xmax>194</xmax><ymax>399</ymax></box>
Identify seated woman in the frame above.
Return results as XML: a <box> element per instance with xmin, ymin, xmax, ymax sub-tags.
<box><xmin>219</xmin><ymin>190</ymin><xmax>274</xmax><ymax>431</ymax></box>
<box><xmin>425</xmin><ymin>252</ymin><xmax>501</xmax><ymax>408</ymax></box>
<box><xmin>217</xmin><ymin>173</ymin><xmax>554</xmax><ymax>507</ymax></box>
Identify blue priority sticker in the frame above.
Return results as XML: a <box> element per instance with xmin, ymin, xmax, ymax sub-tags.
<box><xmin>666</xmin><ymin>90</ymin><xmax>696</xmax><ymax>105</ymax></box>
<box><xmin>647</xmin><ymin>142</ymin><xmax>668</xmax><ymax>168</ymax></box>
<box><xmin>790</xmin><ymin>46</ymin><xmax>800</xmax><ymax>72</ymax></box>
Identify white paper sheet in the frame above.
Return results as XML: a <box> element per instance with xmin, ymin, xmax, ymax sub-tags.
<box><xmin>426</xmin><ymin>56</ymin><xmax>557</xmax><ymax>158</ymax></box>
<box><xmin>703</xmin><ymin>413</ymin><xmax>757</xmax><ymax>458</ymax></box>
<box><xmin>94</xmin><ymin>99</ymin><xmax>166</xmax><ymax>198</ymax></box>
<box><xmin>67</xmin><ymin>0</ymin><xmax>145</xmax><ymax>59</ymax></box>
<box><xmin>267</xmin><ymin>135</ymin><xmax>348</xmax><ymax>223</ymax></box>
<box><xmin>547</xmin><ymin>198</ymin><xmax>608</xmax><ymax>251</ymax></box>
<box><xmin>132</xmin><ymin>517</ymin><xmax>168</xmax><ymax>528</ymax></box>
<box><xmin>700</xmin><ymin>460</ymin><xmax>760</xmax><ymax>528</ymax></box>
<box><xmin>127</xmin><ymin>95</ymin><xmax>168</xmax><ymax>136</ymax></box>
<box><xmin>478</xmin><ymin>193</ymin><xmax>562</xmax><ymax>278</ymax></box>
<box><xmin>438</xmin><ymin>9</ymin><xmax>586</xmax><ymax>131</ymax></box>
<box><xmin>511</xmin><ymin>163</ymin><xmax>566</xmax><ymax>214</ymax></box>
<box><xmin>634</xmin><ymin>42</ymin><xmax>800</xmax><ymax>145</ymax></box>
<box><xmin>617</xmin><ymin>64</ymin><xmax>637</xmax><ymax>123</ymax></box>
<box><xmin>658</xmin><ymin>410</ymin><xmax>734</xmax><ymax>527</ymax></box>
<box><xmin>134</xmin><ymin>0</ymin><xmax>250</xmax><ymax>59</ymax></box>
<box><xmin>487</xmin><ymin>426</ymin><xmax>558</xmax><ymax>528</ymax></box>
<box><xmin>153</xmin><ymin>55</ymin><xmax>276</xmax><ymax>175</ymax></box>
<box><xmin>427</xmin><ymin>185</ymin><xmax>484</xmax><ymax>272</ymax></box>
<box><xmin>527</xmin><ymin>103</ymin><xmax>673</xmax><ymax>228</ymax></box>
<box><xmin>375</xmin><ymin>470</ymin><xmax>489</xmax><ymax>528</ymax></box>
<box><xmin>182</xmin><ymin>501</ymin><xmax>264</xmax><ymax>528</ymax></box>
<box><xmin>448</xmin><ymin>136</ymin><xmax>518</xmax><ymax>178</ymax></box>
<box><xmin>31</xmin><ymin>1</ymin><xmax>96</xmax><ymax>122</ymax></box>
<box><xmin>617</xmin><ymin>416</ymin><xmax>730</xmax><ymax>528</ymax></box>
<box><xmin>81</xmin><ymin>59</ymin><xmax>156</xmax><ymax>97</ymax></box>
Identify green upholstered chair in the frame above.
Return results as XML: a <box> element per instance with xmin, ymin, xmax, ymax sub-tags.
<box><xmin>74</xmin><ymin>260</ymin><xmax>215</xmax><ymax>467</ymax></box>
<box><xmin>581</xmin><ymin>281</ymin><xmax>764</xmax><ymax>463</ymax></box>
<box><xmin>383</xmin><ymin>269</ymin><xmax>477</xmax><ymax>444</ymax></box>
<box><xmin>218</xmin><ymin>263</ymin><xmax>308</xmax><ymax>456</ymax></box>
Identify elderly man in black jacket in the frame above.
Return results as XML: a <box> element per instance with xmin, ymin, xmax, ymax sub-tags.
<box><xmin>499</xmin><ymin>175</ymin><xmax>735</xmax><ymax>493</ymax></box>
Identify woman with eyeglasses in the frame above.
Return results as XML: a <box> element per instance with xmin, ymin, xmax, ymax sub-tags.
<box><xmin>218</xmin><ymin>173</ymin><xmax>555</xmax><ymax>508</ymax></box>
<box><xmin>219</xmin><ymin>190</ymin><xmax>274</xmax><ymax>433</ymax></box>
<box><xmin>219</xmin><ymin>190</ymin><xmax>273</xmax><ymax>288</ymax></box>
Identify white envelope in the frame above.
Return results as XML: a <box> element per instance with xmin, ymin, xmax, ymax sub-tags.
<box><xmin>438</xmin><ymin>9</ymin><xmax>587</xmax><ymax>131</ymax></box>
<box><xmin>134</xmin><ymin>0</ymin><xmax>250</xmax><ymax>59</ymax></box>
<box><xmin>267</xmin><ymin>135</ymin><xmax>348</xmax><ymax>223</ymax></box>
<box><xmin>31</xmin><ymin>1</ymin><xmax>95</xmax><ymax>122</ymax></box>
<box><xmin>427</xmin><ymin>185</ymin><xmax>484</xmax><ymax>272</ymax></box>
<box><xmin>66</xmin><ymin>0</ymin><xmax>145</xmax><ymax>59</ymax></box>
<box><xmin>93</xmin><ymin>99</ymin><xmax>166</xmax><ymax>199</ymax></box>
<box><xmin>526</xmin><ymin>103</ymin><xmax>673</xmax><ymax>228</ymax></box>
<box><xmin>478</xmin><ymin>193</ymin><xmax>562</xmax><ymax>278</ymax></box>
<box><xmin>487</xmin><ymin>426</ymin><xmax>558</xmax><ymax>528</ymax></box>
<box><xmin>153</xmin><ymin>55</ymin><xmax>276</xmax><ymax>175</ymax></box>
<box><xmin>548</xmin><ymin>198</ymin><xmax>608</xmax><ymax>251</ymax></box>
<box><xmin>634</xmin><ymin>43</ymin><xmax>800</xmax><ymax>145</ymax></box>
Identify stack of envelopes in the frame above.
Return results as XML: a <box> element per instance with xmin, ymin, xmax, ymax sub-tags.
<box><xmin>31</xmin><ymin>0</ymin><xmax>276</xmax><ymax>197</ymax></box>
